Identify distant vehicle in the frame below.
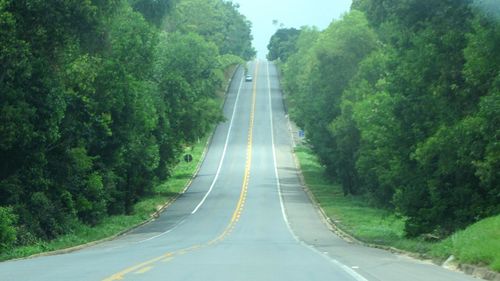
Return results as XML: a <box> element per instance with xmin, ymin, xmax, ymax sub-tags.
<box><xmin>245</xmin><ymin>75</ymin><xmax>252</xmax><ymax>82</ymax></box>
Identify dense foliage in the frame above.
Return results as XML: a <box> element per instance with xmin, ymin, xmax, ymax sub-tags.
<box><xmin>276</xmin><ymin>0</ymin><xmax>499</xmax><ymax>237</ymax></box>
<box><xmin>0</xmin><ymin>0</ymin><xmax>253</xmax><ymax>251</ymax></box>
<box><xmin>164</xmin><ymin>0</ymin><xmax>255</xmax><ymax>60</ymax></box>
<box><xmin>266</xmin><ymin>28</ymin><xmax>300</xmax><ymax>62</ymax></box>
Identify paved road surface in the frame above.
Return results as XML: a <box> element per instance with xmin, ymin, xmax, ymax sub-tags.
<box><xmin>0</xmin><ymin>61</ymin><xmax>479</xmax><ymax>281</ymax></box>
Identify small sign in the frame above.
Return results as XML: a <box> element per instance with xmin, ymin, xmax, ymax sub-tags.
<box><xmin>184</xmin><ymin>154</ymin><xmax>193</xmax><ymax>163</ymax></box>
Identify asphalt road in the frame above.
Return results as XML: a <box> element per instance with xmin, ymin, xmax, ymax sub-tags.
<box><xmin>0</xmin><ymin>61</ymin><xmax>480</xmax><ymax>281</ymax></box>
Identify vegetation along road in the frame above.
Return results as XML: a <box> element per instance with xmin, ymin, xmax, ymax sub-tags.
<box><xmin>1</xmin><ymin>1</ymin><xmax>498</xmax><ymax>280</ymax></box>
<box><xmin>0</xmin><ymin>62</ymin><xmax>480</xmax><ymax>281</ymax></box>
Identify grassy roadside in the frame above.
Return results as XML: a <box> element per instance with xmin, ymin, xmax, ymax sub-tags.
<box><xmin>431</xmin><ymin>216</ymin><xmax>500</xmax><ymax>271</ymax></box>
<box><xmin>294</xmin><ymin>145</ymin><xmax>500</xmax><ymax>272</ymax></box>
<box><xmin>0</xmin><ymin>136</ymin><xmax>208</xmax><ymax>261</ymax></box>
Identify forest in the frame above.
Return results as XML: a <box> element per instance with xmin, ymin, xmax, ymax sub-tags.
<box><xmin>0</xmin><ymin>0</ymin><xmax>254</xmax><ymax>251</ymax></box>
<box><xmin>271</xmin><ymin>0</ymin><xmax>499</xmax><ymax>237</ymax></box>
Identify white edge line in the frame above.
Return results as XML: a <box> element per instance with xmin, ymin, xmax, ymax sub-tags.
<box><xmin>266</xmin><ymin>63</ymin><xmax>292</xmax><ymax>234</ymax></box>
<box><xmin>191</xmin><ymin>75</ymin><xmax>245</xmax><ymax>214</ymax></box>
<box><xmin>266</xmin><ymin>62</ymin><xmax>369</xmax><ymax>281</ymax></box>
<box><xmin>137</xmin><ymin>69</ymin><xmax>244</xmax><ymax>243</ymax></box>
<box><xmin>136</xmin><ymin>219</ymin><xmax>186</xmax><ymax>243</ymax></box>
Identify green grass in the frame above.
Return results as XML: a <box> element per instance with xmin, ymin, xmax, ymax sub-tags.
<box><xmin>294</xmin><ymin>145</ymin><xmax>432</xmax><ymax>253</ymax></box>
<box><xmin>0</xmin><ymin>214</ymin><xmax>146</xmax><ymax>261</ymax></box>
<box><xmin>294</xmin><ymin>145</ymin><xmax>500</xmax><ymax>271</ymax></box>
<box><xmin>431</xmin><ymin>215</ymin><xmax>500</xmax><ymax>271</ymax></box>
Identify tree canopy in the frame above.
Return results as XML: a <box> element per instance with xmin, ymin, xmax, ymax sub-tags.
<box><xmin>165</xmin><ymin>0</ymin><xmax>255</xmax><ymax>60</ymax></box>
<box><xmin>0</xmin><ymin>0</ymin><xmax>253</xmax><ymax>250</ymax></box>
<box><xmin>276</xmin><ymin>0</ymin><xmax>499</xmax><ymax>237</ymax></box>
<box><xmin>266</xmin><ymin>28</ymin><xmax>301</xmax><ymax>62</ymax></box>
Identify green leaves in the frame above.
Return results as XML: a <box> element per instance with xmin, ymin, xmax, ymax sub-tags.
<box><xmin>165</xmin><ymin>0</ymin><xmax>255</xmax><ymax>60</ymax></box>
<box><xmin>0</xmin><ymin>207</ymin><xmax>17</xmax><ymax>251</ymax></box>
<box><xmin>280</xmin><ymin>11</ymin><xmax>378</xmax><ymax>177</ymax></box>
<box><xmin>130</xmin><ymin>0</ymin><xmax>174</xmax><ymax>26</ymax></box>
<box><xmin>267</xmin><ymin>28</ymin><xmax>301</xmax><ymax>62</ymax></box>
<box><xmin>279</xmin><ymin>1</ymin><xmax>499</xmax><ymax>237</ymax></box>
<box><xmin>154</xmin><ymin>32</ymin><xmax>223</xmax><ymax>143</ymax></box>
<box><xmin>1</xmin><ymin>0</ymin><xmax>251</xmax><ymax>247</ymax></box>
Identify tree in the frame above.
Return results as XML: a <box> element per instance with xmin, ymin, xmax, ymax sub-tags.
<box><xmin>0</xmin><ymin>0</ymin><xmax>250</xmax><ymax>247</ymax></box>
<box><xmin>130</xmin><ymin>0</ymin><xmax>174</xmax><ymax>26</ymax></box>
<box><xmin>267</xmin><ymin>28</ymin><xmax>301</xmax><ymax>62</ymax></box>
<box><xmin>281</xmin><ymin>0</ymin><xmax>499</xmax><ymax>237</ymax></box>
<box><xmin>291</xmin><ymin>11</ymin><xmax>378</xmax><ymax>177</ymax></box>
<box><xmin>281</xmin><ymin>27</ymin><xmax>320</xmax><ymax>125</ymax></box>
<box><xmin>165</xmin><ymin>0</ymin><xmax>255</xmax><ymax>59</ymax></box>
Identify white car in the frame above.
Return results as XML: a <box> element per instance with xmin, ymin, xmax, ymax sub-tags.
<box><xmin>245</xmin><ymin>75</ymin><xmax>252</xmax><ymax>82</ymax></box>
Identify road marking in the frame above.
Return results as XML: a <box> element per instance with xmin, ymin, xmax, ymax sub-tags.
<box><xmin>101</xmin><ymin>62</ymin><xmax>259</xmax><ymax>281</ymax></box>
<box><xmin>265</xmin><ymin>62</ymin><xmax>369</xmax><ymax>281</ymax></box>
<box><xmin>136</xmin><ymin>219</ymin><xmax>186</xmax><ymax>243</ymax></box>
<box><xmin>221</xmin><ymin>61</ymin><xmax>258</xmax><ymax>230</ymax></box>
<box><xmin>191</xmin><ymin>74</ymin><xmax>245</xmax><ymax>214</ymax></box>
<box><xmin>138</xmin><ymin>67</ymin><xmax>248</xmax><ymax>241</ymax></box>
<box><xmin>102</xmin><ymin>253</ymin><xmax>171</xmax><ymax>281</ymax></box>
<box><xmin>266</xmin><ymin>61</ymin><xmax>293</xmax><ymax>234</ymax></box>
<box><xmin>136</xmin><ymin>69</ymin><xmax>245</xmax><ymax>244</ymax></box>
<box><xmin>161</xmin><ymin>257</ymin><xmax>173</xmax><ymax>263</ymax></box>
<box><xmin>134</xmin><ymin>266</ymin><xmax>153</xmax><ymax>274</ymax></box>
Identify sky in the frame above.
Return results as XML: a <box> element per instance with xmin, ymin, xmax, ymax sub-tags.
<box><xmin>234</xmin><ymin>0</ymin><xmax>353</xmax><ymax>58</ymax></box>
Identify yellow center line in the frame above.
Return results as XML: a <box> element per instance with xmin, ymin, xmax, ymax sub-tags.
<box><xmin>101</xmin><ymin>61</ymin><xmax>259</xmax><ymax>281</ymax></box>
<box><xmin>161</xmin><ymin>257</ymin><xmax>173</xmax><ymax>263</ymax></box>
<box><xmin>102</xmin><ymin>253</ymin><xmax>171</xmax><ymax>281</ymax></box>
<box><xmin>134</xmin><ymin>266</ymin><xmax>153</xmax><ymax>274</ymax></box>
<box><xmin>230</xmin><ymin>64</ymin><xmax>257</xmax><ymax>224</ymax></box>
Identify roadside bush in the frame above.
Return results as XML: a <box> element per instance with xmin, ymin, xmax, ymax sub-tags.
<box><xmin>0</xmin><ymin>207</ymin><xmax>17</xmax><ymax>251</ymax></box>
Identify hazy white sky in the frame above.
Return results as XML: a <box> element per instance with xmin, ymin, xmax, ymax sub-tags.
<box><xmin>234</xmin><ymin>0</ymin><xmax>353</xmax><ymax>58</ymax></box>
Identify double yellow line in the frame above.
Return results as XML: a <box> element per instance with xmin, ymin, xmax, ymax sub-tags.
<box><xmin>102</xmin><ymin>62</ymin><xmax>259</xmax><ymax>281</ymax></box>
